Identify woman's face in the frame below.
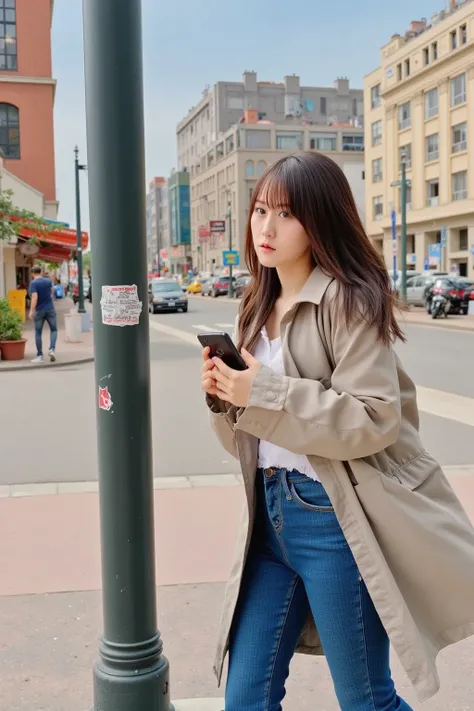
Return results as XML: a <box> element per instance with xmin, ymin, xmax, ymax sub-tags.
<box><xmin>250</xmin><ymin>196</ymin><xmax>311</xmax><ymax>269</ymax></box>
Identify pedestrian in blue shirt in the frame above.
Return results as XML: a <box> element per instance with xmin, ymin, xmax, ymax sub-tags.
<box><xmin>29</xmin><ymin>265</ymin><xmax>57</xmax><ymax>364</ymax></box>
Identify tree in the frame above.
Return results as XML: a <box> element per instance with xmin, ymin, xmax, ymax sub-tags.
<box><xmin>0</xmin><ymin>189</ymin><xmax>55</xmax><ymax>243</ymax></box>
<box><xmin>82</xmin><ymin>251</ymin><xmax>92</xmax><ymax>273</ymax></box>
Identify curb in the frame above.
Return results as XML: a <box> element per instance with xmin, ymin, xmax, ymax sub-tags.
<box><xmin>402</xmin><ymin>317</ymin><xmax>474</xmax><ymax>333</ymax></box>
<box><xmin>173</xmin><ymin>700</ymin><xmax>224</xmax><ymax>711</ymax></box>
<box><xmin>0</xmin><ymin>355</ymin><xmax>94</xmax><ymax>373</ymax></box>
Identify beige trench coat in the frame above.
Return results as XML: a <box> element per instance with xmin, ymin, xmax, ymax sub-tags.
<box><xmin>207</xmin><ymin>266</ymin><xmax>474</xmax><ymax>702</ymax></box>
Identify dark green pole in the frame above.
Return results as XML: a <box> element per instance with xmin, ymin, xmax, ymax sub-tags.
<box><xmin>75</xmin><ymin>146</ymin><xmax>86</xmax><ymax>314</ymax></box>
<box><xmin>400</xmin><ymin>154</ymin><xmax>407</xmax><ymax>303</ymax></box>
<box><xmin>227</xmin><ymin>200</ymin><xmax>234</xmax><ymax>298</ymax></box>
<box><xmin>82</xmin><ymin>2</ymin><xmax>172</xmax><ymax>710</ymax></box>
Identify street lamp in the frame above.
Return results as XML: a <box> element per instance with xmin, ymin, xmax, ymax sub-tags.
<box><xmin>83</xmin><ymin>2</ymin><xmax>171</xmax><ymax>710</ymax></box>
<box><xmin>74</xmin><ymin>146</ymin><xmax>87</xmax><ymax>314</ymax></box>
<box><xmin>227</xmin><ymin>198</ymin><xmax>235</xmax><ymax>298</ymax></box>
<box><xmin>391</xmin><ymin>152</ymin><xmax>411</xmax><ymax>303</ymax></box>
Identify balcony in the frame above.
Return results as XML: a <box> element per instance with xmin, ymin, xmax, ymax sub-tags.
<box><xmin>452</xmin><ymin>141</ymin><xmax>467</xmax><ymax>154</ymax></box>
<box><xmin>453</xmin><ymin>189</ymin><xmax>468</xmax><ymax>201</ymax></box>
<box><xmin>427</xmin><ymin>196</ymin><xmax>439</xmax><ymax>207</ymax></box>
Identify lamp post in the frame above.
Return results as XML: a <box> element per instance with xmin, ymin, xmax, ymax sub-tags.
<box><xmin>391</xmin><ymin>153</ymin><xmax>411</xmax><ymax>302</ymax></box>
<box><xmin>227</xmin><ymin>199</ymin><xmax>234</xmax><ymax>298</ymax></box>
<box><xmin>82</xmin><ymin>1</ymin><xmax>172</xmax><ymax>710</ymax></box>
<box><xmin>75</xmin><ymin>146</ymin><xmax>86</xmax><ymax>314</ymax></box>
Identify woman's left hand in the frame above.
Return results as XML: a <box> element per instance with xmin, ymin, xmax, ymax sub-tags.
<box><xmin>212</xmin><ymin>349</ymin><xmax>261</xmax><ymax>407</ymax></box>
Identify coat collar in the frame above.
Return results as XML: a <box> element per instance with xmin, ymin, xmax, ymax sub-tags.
<box><xmin>294</xmin><ymin>266</ymin><xmax>334</xmax><ymax>306</ymax></box>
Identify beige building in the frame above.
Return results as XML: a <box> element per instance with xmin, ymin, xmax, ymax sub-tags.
<box><xmin>365</xmin><ymin>1</ymin><xmax>474</xmax><ymax>278</ymax></box>
<box><xmin>190</xmin><ymin>111</ymin><xmax>365</xmax><ymax>273</ymax></box>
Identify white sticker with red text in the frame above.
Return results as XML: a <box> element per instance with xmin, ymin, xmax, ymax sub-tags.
<box><xmin>100</xmin><ymin>285</ymin><xmax>142</xmax><ymax>327</ymax></box>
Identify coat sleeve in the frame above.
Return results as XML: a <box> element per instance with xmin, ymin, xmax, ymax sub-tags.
<box><xmin>205</xmin><ymin>316</ymin><xmax>240</xmax><ymax>460</ymax></box>
<box><xmin>234</xmin><ymin>294</ymin><xmax>401</xmax><ymax>460</ymax></box>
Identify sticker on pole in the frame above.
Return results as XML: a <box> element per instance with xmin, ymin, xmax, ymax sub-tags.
<box><xmin>98</xmin><ymin>386</ymin><xmax>113</xmax><ymax>412</ymax></box>
<box><xmin>100</xmin><ymin>285</ymin><xmax>142</xmax><ymax>327</ymax></box>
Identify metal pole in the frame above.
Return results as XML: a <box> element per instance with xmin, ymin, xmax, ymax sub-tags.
<box><xmin>227</xmin><ymin>200</ymin><xmax>234</xmax><ymax>298</ymax></box>
<box><xmin>400</xmin><ymin>155</ymin><xmax>408</xmax><ymax>303</ymax></box>
<box><xmin>75</xmin><ymin>146</ymin><xmax>86</xmax><ymax>314</ymax></box>
<box><xmin>82</xmin><ymin>2</ymin><xmax>171</xmax><ymax>710</ymax></box>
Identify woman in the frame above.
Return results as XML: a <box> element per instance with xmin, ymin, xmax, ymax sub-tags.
<box><xmin>201</xmin><ymin>152</ymin><xmax>474</xmax><ymax>711</ymax></box>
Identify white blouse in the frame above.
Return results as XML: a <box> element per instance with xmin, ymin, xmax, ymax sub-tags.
<box><xmin>254</xmin><ymin>327</ymin><xmax>320</xmax><ymax>482</ymax></box>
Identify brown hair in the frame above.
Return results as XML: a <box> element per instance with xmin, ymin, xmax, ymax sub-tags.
<box><xmin>238</xmin><ymin>152</ymin><xmax>404</xmax><ymax>352</ymax></box>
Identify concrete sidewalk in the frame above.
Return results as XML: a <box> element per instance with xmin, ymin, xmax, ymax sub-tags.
<box><xmin>1</xmin><ymin>471</ymin><xmax>474</xmax><ymax>709</ymax></box>
<box><xmin>0</xmin><ymin>297</ymin><xmax>94</xmax><ymax>372</ymax></box>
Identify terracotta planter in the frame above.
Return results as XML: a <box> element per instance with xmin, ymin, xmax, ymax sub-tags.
<box><xmin>0</xmin><ymin>339</ymin><xmax>27</xmax><ymax>361</ymax></box>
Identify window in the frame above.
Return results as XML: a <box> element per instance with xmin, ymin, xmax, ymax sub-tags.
<box><xmin>432</xmin><ymin>41</ymin><xmax>438</xmax><ymax>61</ymax></box>
<box><xmin>228</xmin><ymin>96</ymin><xmax>244</xmax><ymax>110</ymax></box>
<box><xmin>459</xmin><ymin>228</ymin><xmax>468</xmax><ymax>251</ymax></box>
<box><xmin>423</xmin><ymin>47</ymin><xmax>430</xmax><ymax>66</ymax></box>
<box><xmin>256</xmin><ymin>160</ymin><xmax>266</xmax><ymax>177</ymax></box>
<box><xmin>0</xmin><ymin>0</ymin><xmax>17</xmax><ymax>70</ymax></box>
<box><xmin>0</xmin><ymin>103</ymin><xmax>19</xmax><ymax>158</ymax></box>
<box><xmin>245</xmin><ymin>160</ymin><xmax>255</xmax><ymax>177</ymax></box>
<box><xmin>371</xmin><ymin>84</ymin><xmax>381</xmax><ymax>109</ymax></box>
<box><xmin>399</xmin><ymin>143</ymin><xmax>412</xmax><ymax>169</ymax></box>
<box><xmin>372</xmin><ymin>158</ymin><xmax>383</xmax><ymax>183</ymax></box>
<box><xmin>398</xmin><ymin>102</ymin><xmax>411</xmax><ymax>130</ymax></box>
<box><xmin>451</xmin><ymin>73</ymin><xmax>466</xmax><ymax>106</ymax></box>
<box><xmin>452</xmin><ymin>122</ymin><xmax>467</xmax><ymax>153</ymax></box>
<box><xmin>245</xmin><ymin>129</ymin><xmax>271</xmax><ymax>149</ymax></box>
<box><xmin>460</xmin><ymin>24</ymin><xmax>467</xmax><ymax>45</ymax></box>
<box><xmin>405</xmin><ymin>59</ymin><xmax>410</xmax><ymax>77</ymax></box>
<box><xmin>225</xmin><ymin>134</ymin><xmax>234</xmax><ymax>153</ymax></box>
<box><xmin>310</xmin><ymin>133</ymin><xmax>337</xmax><ymax>151</ymax></box>
<box><xmin>426</xmin><ymin>179</ymin><xmax>439</xmax><ymax>207</ymax></box>
<box><xmin>276</xmin><ymin>133</ymin><xmax>303</xmax><ymax>150</ymax></box>
<box><xmin>452</xmin><ymin>170</ymin><xmax>468</xmax><ymax>200</ymax></box>
<box><xmin>342</xmin><ymin>134</ymin><xmax>364</xmax><ymax>151</ymax></box>
<box><xmin>426</xmin><ymin>133</ymin><xmax>439</xmax><ymax>162</ymax></box>
<box><xmin>373</xmin><ymin>196</ymin><xmax>383</xmax><ymax>221</ymax></box>
<box><xmin>371</xmin><ymin>120</ymin><xmax>382</xmax><ymax>146</ymax></box>
<box><xmin>424</xmin><ymin>88</ymin><xmax>438</xmax><ymax>119</ymax></box>
<box><xmin>397</xmin><ymin>64</ymin><xmax>402</xmax><ymax>81</ymax></box>
<box><xmin>320</xmin><ymin>97</ymin><xmax>327</xmax><ymax>115</ymax></box>
<box><xmin>451</xmin><ymin>30</ymin><xmax>457</xmax><ymax>50</ymax></box>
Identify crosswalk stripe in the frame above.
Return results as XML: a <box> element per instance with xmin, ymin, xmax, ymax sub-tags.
<box><xmin>191</xmin><ymin>325</ymin><xmax>221</xmax><ymax>333</ymax></box>
<box><xmin>215</xmin><ymin>323</ymin><xmax>235</xmax><ymax>329</ymax></box>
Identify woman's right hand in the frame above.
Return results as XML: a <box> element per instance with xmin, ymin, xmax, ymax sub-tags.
<box><xmin>201</xmin><ymin>346</ymin><xmax>218</xmax><ymax>397</ymax></box>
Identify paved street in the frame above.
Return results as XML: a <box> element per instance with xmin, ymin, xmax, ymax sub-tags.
<box><xmin>1</xmin><ymin>297</ymin><xmax>473</xmax><ymax>486</ymax></box>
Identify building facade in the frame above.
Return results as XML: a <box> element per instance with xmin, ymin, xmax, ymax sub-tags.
<box><xmin>364</xmin><ymin>1</ymin><xmax>474</xmax><ymax>278</ymax></box>
<box><xmin>177</xmin><ymin>72</ymin><xmax>363</xmax><ymax>178</ymax></box>
<box><xmin>146</xmin><ymin>176</ymin><xmax>169</xmax><ymax>273</ymax></box>
<box><xmin>190</xmin><ymin>110</ymin><xmax>365</xmax><ymax>274</ymax></box>
<box><xmin>167</xmin><ymin>170</ymin><xmax>192</xmax><ymax>275</ymax></box>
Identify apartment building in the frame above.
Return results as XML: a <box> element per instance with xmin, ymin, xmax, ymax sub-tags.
<box><xmin>146</xmin><ymin>177</ymin><xmax>169</xmax><ymax>272</ymax></box>
<box><xmin>190</xmin><ymin>110</ymin><xmax>365</xmax><ymax>273</ymax></box>
<box><xmin>177</xmin><ymin>72</ymin><xmax>363</xmax><ymax>177</ymax></box>
<box><xmin>365</xmin><ymin>0</ymin><xmax>474</xmax><ymax>278</ymax></box>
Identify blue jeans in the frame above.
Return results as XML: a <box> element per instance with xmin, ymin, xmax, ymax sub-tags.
<box><xmin>34</xmin><ymin>309</ymin><xmax>57</xmax><ymax>356</ymax></box>
<box><xmin>225</xmin><ymin>468</ymin><xmax>413</xmax><ymax>711</ymax></box>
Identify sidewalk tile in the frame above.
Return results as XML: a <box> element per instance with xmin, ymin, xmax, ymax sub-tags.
<box><xmin>0</xmin><ymin>485</ymin><xmax>10</xmax><ymax>498</ymax></box>
<box><xmin>174</xmin><ymin>700</ymin><xmax>224</xmax><ymax>711</ymax></box>
<box><xmin>10</xmin><ymin>483</ymin><xmax>58</xmax><ymax>498</ymax></box>
<box><xmin>190</xmin><ymin>474</ymin><xmax>240</xmax><ymax>487</ymax></box>
<box><xmin>154</xmin><ymin>476</ymin><xmax>191</xmax><ymax>489</ymax></box>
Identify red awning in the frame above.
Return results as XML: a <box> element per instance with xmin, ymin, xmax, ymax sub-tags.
<box><xmin>9</xmin><ymin>215</ymin><xmax>89</xmax><ymax>250</ymax></box>
<box><xmin>36</xmin><ymin>246</ymin><xmax>73</xmax><ymax>263</ymax></box>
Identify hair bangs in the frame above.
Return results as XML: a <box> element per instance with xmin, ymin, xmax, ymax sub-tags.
<box><xmin>254</xmin><ymin>163</ymin><xmax>292</xmax><ymax>212</ymax></box>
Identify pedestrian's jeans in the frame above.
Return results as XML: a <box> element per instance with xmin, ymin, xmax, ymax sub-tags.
<box><xmin>34</xmin><ymin>309</ymin><xmax>57</xmax><ymax>357</ymax></box>
<box><xmin>225</xmin><ymin>467</ymin><xmax>414</xmax><ymax>711</ymax></box>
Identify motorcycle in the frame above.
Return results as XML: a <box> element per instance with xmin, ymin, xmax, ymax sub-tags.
<box><xmin>431</xmin><ymin>292</ymin><xmax>450</xmax><ymax>319</ymax></box>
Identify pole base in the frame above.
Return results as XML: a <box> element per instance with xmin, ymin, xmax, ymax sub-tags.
<box><xmin>93</xmin><ymin>653</ymin><xmax>172</xmax><ymax>711</ymax></box>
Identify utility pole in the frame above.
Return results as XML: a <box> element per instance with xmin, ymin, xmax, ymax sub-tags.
<box><xmin>227</xmin><ymin>199</ymin><xmax>234</xmax><ymax>298</ymax></box>
<box><xmin>75</xmin><ymin>146</ymin><xmax>86</xmax><ymax>314</ymax></box>
<box><xmin>82</xmin><ymin>2</ymin><xmax>171</xmax><ymax>710</ymax></box>
<box><xmin>391</xmin><ymin>152</ymin><xmax>410</xmax><ymax>302</ymax></box>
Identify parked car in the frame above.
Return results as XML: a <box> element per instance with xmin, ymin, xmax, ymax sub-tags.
<box><xmin>210</xmin><ymin>275</ymin><xmax>236</xmax><ymax>297</ymax></box>
<box><xmin>457</xmin><ymin>279</ymin><xmax>474</xmax><ymax>315</ymax></box>
<box><xmin>149</xmin><ymin>279</ymin><xmax>188</xmax><ymax>313</ymax></box>
<box><xmin>405</xmin><ymin>275</ymin><xmax>437</xmax><ymax>307</ymax></box>
<box><xmin>200</xmin><ymin>277</ymin><xmax>216</xmax><ymax>296</ymax></box>
<box><xmin>234</xmin><ymin>275</ymin><xmax>251</xmax><ymax>298</ymax></box>
<box><xmin>424</xmin><ymin>277</ymin><xmax>465</xmax><ymax>315</ymax></box>
<box><xmin>72</xmin><ymin>277</ymin><xmax>90</xmax><ymax>305</ymax></box>
<box><xmin>186</xmin><ymin>279</ymin><xmax>202</xmax><ymax>294</ymax></box>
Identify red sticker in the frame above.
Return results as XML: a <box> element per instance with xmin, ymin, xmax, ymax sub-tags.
<box><xmin>98</xmin><ymin>386</ymin><xmax>113</xmax><ymax>412</ymax></box>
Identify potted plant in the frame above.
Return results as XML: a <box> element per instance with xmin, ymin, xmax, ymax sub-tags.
<box><xmin>0</xmin><ymin>298</ymin><xmax>26</xmax><ymax>361</ymax></box>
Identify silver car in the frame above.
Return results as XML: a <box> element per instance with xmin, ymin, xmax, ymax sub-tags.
<box><xmin>148</xmin><ymin>279</ymin><xmax>188</xmax><ymax>313</ymax></box>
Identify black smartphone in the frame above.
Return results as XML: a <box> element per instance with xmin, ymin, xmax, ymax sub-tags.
<box><xmin>197</xmin><ymin>331</ymin><xmax>248</xmax><ymax>371</ymax></box>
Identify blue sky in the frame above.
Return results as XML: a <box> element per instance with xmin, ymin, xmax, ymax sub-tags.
<box><xmin>52</xmin><ymin>0</ymin><xmax>438</xmax><ymax>230</ymax></box>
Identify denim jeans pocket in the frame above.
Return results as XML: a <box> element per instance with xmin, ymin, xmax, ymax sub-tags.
<box><xmin>289</xmin><ymin>478</ymin><xmax>335</xmax><ymax>513</ymax></box>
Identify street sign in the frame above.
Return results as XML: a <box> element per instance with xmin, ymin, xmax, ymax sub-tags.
<box><xmin>198</xmin><ymin>225</ymin><xmax>210</xmax><ymax>242</ymax></box>
<box><xmin>223</xmin><ymin>250</ymin><xmax>239</xmax><ymax>267</ymax></box>
<box><xmin>429</xmin><ymin>243</ymin><xmax>441</xmax><ymax>265</ymax></box>
<box><xmin>470</xmin><ymin>245</ymin><xmax>474</xmax><ymax>256</ymax></box>
<box><xmin>210</xmin><ymin>220</ymin><xmax>226</xmax><ymax>233</ymax></box>
<box><xmin>424</xmin><ymin>257</ymin><xmax>430</xmax><ymax>271</ymax></box>
<box><xmin>441</xmin><ymin>226</ymin><xmax>447</xmax><ymax>248</ymax></box>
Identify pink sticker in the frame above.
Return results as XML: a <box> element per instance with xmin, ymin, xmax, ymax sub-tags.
<box><xmin>98</xmin><ymin>386</ymin><xmax>113</xmax><ymax>412</ymax></box>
